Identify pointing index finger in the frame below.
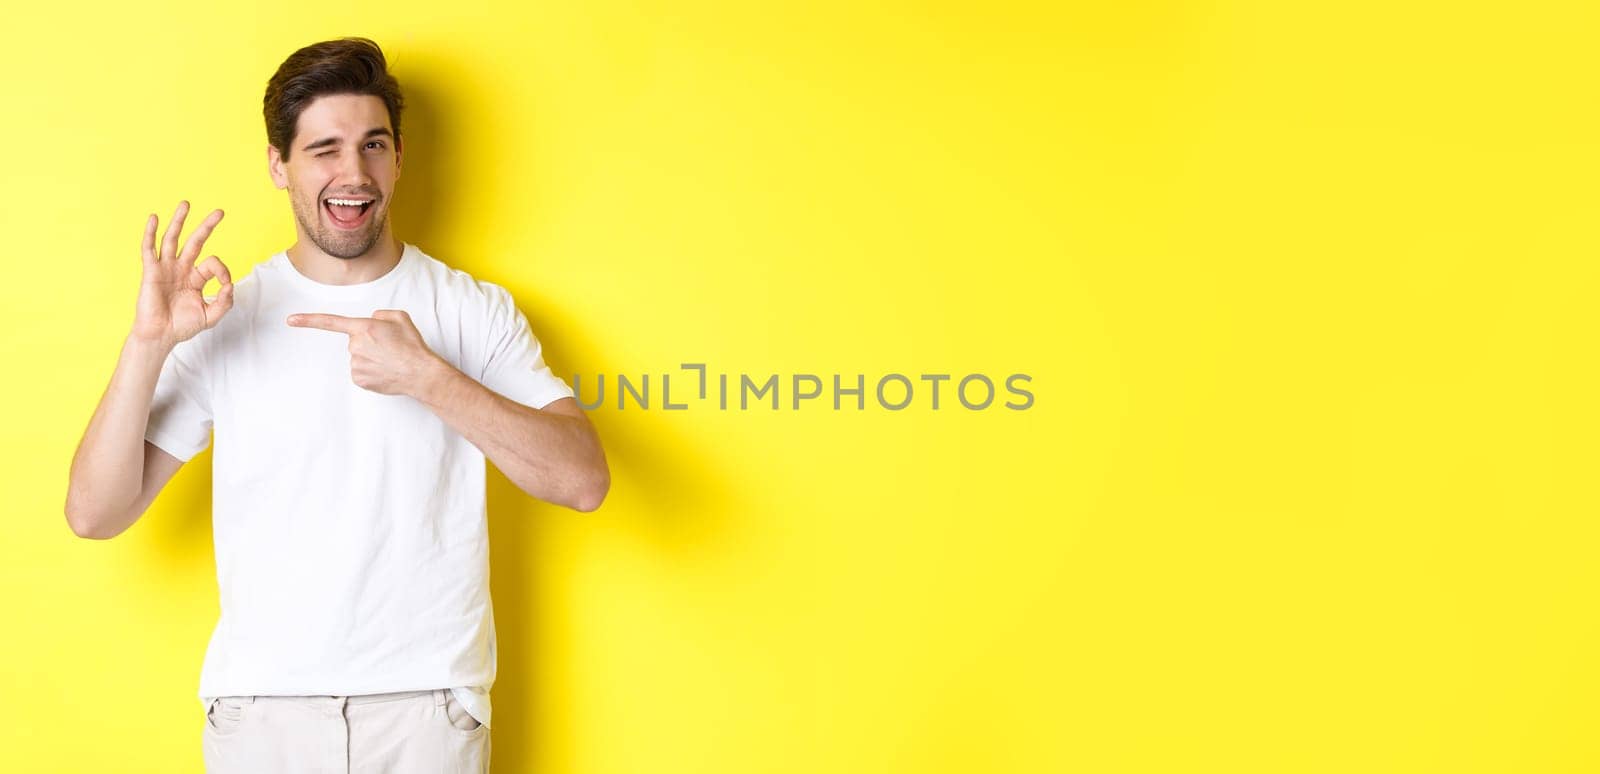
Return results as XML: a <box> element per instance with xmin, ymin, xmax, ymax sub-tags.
<box><xmin>286</xmin><ymin>313</ymin><xmax>363</xmax><ymax>334</ymax></box>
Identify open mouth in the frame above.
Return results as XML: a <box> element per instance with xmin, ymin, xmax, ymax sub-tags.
<box><xmin>323</xmin><ymin>196</ymin><xmax>376</xmax><ymax>230</ymax></box>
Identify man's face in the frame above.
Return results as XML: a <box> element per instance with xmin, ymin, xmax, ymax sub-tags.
<box><xmin>268</xmin><ymin>93</ymin><xmax>401</xmax><ymax>259</ymax></box>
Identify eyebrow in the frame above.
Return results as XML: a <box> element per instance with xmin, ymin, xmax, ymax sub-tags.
<box><xmin>301</xmin><ymin>127</ymin><xmax>393</xmax><ymax>152</ymax></box>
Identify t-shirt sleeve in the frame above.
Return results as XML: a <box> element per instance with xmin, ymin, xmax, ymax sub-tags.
<box><xmin>477</xmin><ymin>285</ymin><xmax>575</xmax><ymax>410</ymax></box>
<box><xmin>145</xmin><ymin>332</ymin><xmax>215</xmax><ymax>462</ymax></box>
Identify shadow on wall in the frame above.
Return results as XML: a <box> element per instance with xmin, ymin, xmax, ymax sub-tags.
<box><xmin>385</xmin><ymin>64</ymin><xmax>461</xmax><ymax>262</ymax></box>
<box><xmin>139</xmin><ymin>448</ymin><xmax>216</xmax><ymax>567</ymax></box>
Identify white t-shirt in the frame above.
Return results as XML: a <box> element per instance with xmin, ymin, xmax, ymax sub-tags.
<box><xmin>145</xmin><ymin>242</ymin><xmax>574</xmax><ymax>729</ymax></box>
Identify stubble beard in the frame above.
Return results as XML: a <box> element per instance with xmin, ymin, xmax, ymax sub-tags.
<box><xmin>292</xmin><ymin>190</ymin><xmax>387</xmax><ymax>260</ymax></box>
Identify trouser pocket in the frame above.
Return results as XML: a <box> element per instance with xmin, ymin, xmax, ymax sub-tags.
<box><xmin>205</xmin><ymin>696</ymin><xmax>249</xmax><ymax>735</ymax></box>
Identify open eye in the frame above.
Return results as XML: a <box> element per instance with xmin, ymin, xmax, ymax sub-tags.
<box><xmin>365</xmin><ymin>141</ymin><xmax>386</xmax><ymax>151</ymax></box>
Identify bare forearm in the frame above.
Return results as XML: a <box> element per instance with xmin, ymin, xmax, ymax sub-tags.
<box><xmin>414</xmin><ymin>360</ymin><xmax>608</xmax><ymax>511</ymax></box>
<box><xmin>66</xmin><ymin>333</ymin><xmax>171</xmax><ymax>529</ymax></box>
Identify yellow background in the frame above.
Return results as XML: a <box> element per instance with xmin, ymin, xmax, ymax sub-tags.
<box><xmin>3</xmin><ymin>1</ymin><xmax>1596</xmax><ymax>772</ymax></box>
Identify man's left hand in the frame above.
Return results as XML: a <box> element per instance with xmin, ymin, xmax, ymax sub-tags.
<box><xmin>286</xmin><ymin>310</ymin><xmax>444</xmax><ymax>397</ymax></box>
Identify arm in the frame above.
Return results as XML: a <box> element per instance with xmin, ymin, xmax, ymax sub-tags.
<box><xmin>415</xmin><ymin>367</ymin><xmax>610</xmax><ymax>512</ymax></box>
<box><xmin>284</xmin><ymin>309</ymin><xmax>610</xmax><ymax>512</ymax></box>
<box><xmin>64</xmin><ymin>336</ymin><xmax>185</xmax><ymax>539</ymax></box>
<box><xmin>64</xmin><ymin>201</ymin><xmax>233</xmax><ymax>538</ymax></box>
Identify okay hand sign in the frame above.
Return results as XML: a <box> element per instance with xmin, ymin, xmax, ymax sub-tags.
<box><xmin>132</xmin><ymin>201</ymin><xmax>233</xmax><ymax>347</ymax></box>
<box><xmin>286</xmin><ymin>309</ymin><xmax>445</xmax><ymax>397</ymax></box>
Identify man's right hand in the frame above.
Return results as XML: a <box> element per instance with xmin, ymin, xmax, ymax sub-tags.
<box><xmin>131</xmin><ymin>200</ymin><xmax>234</xmax><ymax>348</ymax></box>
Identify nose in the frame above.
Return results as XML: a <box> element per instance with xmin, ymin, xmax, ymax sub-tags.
<box><xmin>336</xmin><ymin>147</ymin><xmax>373</xmax><ymax>189</ymax></box>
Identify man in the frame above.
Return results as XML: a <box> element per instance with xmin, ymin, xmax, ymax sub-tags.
<box><xmin>63</xmin><ymin>37</ymin><xmax>609</xmax><ymax>773</ymax></box>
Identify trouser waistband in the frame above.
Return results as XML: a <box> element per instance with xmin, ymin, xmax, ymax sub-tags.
<box><xmin>221</xmin><ymin>689</ymin><xmax>449</xmax><ymax>707</ymax></box>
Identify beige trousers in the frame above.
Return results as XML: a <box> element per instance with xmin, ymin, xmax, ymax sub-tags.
<box><xmin>202</xmin><ymin>688</ymin><xmax>490</xmax><ymax>773</ymax></box>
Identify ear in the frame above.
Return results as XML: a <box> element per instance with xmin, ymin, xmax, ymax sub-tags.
<box><xmin>267</xmin><ymin>145</ymin><xmax>288</xmax><ymax>189</ymax></box>
<box><xmin>393</xmin><ymin>135</ymin><xmax>403</xmax><ymax>182</ymax></box>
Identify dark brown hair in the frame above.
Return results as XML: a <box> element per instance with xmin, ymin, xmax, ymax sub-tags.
<box><xmin>263</xmin><ymin>37</ymin><xmax>404</xmax><ymax>161</ymax></box>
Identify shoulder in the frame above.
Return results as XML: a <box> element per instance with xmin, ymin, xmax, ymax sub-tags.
<box><xmin>195</xmin><ymin>264</ymin><xmax>266</xmax><ymax>353</ymax></box>
<box><xmin>407</xmin><ymin>246</ymin><xmax>523</xmax><ymax>320</ymax></box>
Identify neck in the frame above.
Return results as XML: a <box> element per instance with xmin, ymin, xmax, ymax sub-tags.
<box><xmin>286</xmin><ymin>226</ymin><xmax>403</xmax><ymax>286</ymax></box>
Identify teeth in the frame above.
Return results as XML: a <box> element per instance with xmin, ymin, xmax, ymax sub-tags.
<box><xmin>326</xmin><ymin>198</ymin><xmax>371</xmax><ymax>206</ymax></box>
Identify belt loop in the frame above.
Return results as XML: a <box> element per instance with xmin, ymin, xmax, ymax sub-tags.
<box><xmin>434</xmin><ymin>689</ymin><xmax>449</xmax><ymax>706</ymax></box>
<box><xmin>243</xmin><ymin>696</ymin><xmax>256</xmax><ymax>704</ymax></box>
